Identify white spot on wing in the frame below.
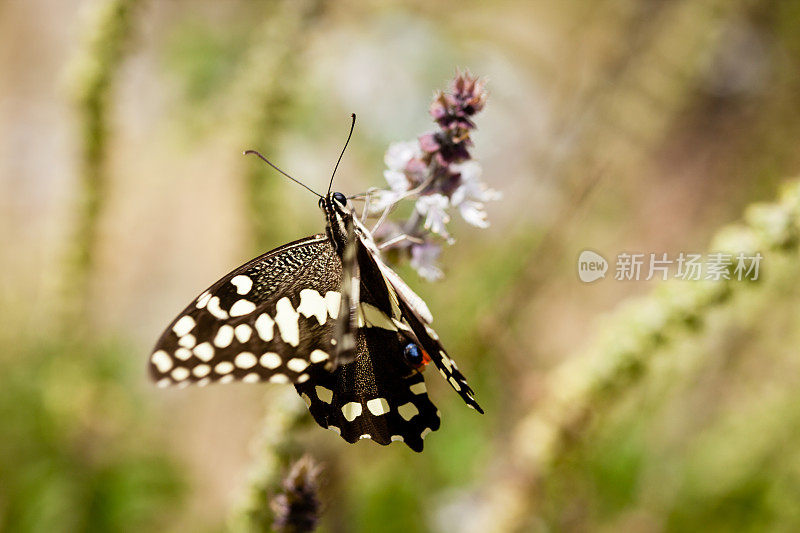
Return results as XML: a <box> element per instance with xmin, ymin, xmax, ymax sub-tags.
<box><xmin>230</xmin><ymin>275</ymin><xmax>253</xmax><ymax>295</ymax></box>
<box><xmin>439</xmin><ymin>352</ymin><xmax>453</xmax><ymax>372</ymax></box>
<box><xmin>449</xmin><ymin>376</ymin><xmax>461</xmax><ymax>391</ymax></box>
<box><xmin>360</xmin><ymin>302</ymin><xmax>398</xmax><ymax>331</ymax></box>
<box><xmin>397</xmin><ymin>402</ymin><xmax>419</xmax><ymax>421</ymax></box>
<box><xmin>213</xmin><ymin>325</ymin><xmax>234</xmax><ymax>348</ymax></box>
<box><xmin>259</xmin><ymin>352</ymin><xmax>281</xmax><ymax>369</ymax></box>
<box><xmin>325</xmin><ymin>291</ymin><xmax>341</xmax><ymax>318</ymax></box>
<box><xmin>269</xmin><ymin>374</ymin><xmax>289</xmax><ymax>384</ymax></box>
<box><xmin>215</xmin><ymin>361</ymin><xmax>234</xmax><ymax>375</ymax></box>
<box><xmin>234</xmin><ymin>352</ymin><xmax>257</xmax><ymax>369</ymax></box>
<box><xmin>175</xmin><ymin>348</ymin><xmax>192</xmax><ymax>361</ymax></box>
<box><xmin>315</xmin><ymin>386</ymin><xmax>333</xmax><ymax>404</ymax></box>
<box><xmin>425</xmin><ymin>324</ymin><xmax>439</xmax><ymax>340</ymax></box>
<box><xmin>192</xmin><ymin>364</ymin><xmax>211</xmax><ymax>377</ymax></box>
<box><xmin>286</xmin><ymin>358</ymin><xmax>309</xmax><ymax>372</ymax></box>
<box><xmin>274</xmin><ymin>297</ymin><xmax>300</xmax><ymax>346</ymax></box>
<box><xmin>178</xmin><ymin>334</ymin><xmax>196</xmax><ymax>349</ymax></box>
<box><xmin>196</xmin><ymin>291</ymin><xmax>212</xmax><ymax>309</ymax></box>
<box><xmin>297</xmin><ymin>289</ymin><xmax>328</xmax><ymax>325</ymax></box>
<box><xmin>366</xmin><ymin>398</ymin><xmax>390</xmax><ymax>416</ymax></box>
<box><xmin>254</xmin><ymin>313</ymin><xmax>274</xmax><ymax>341</ymax></box>
<box><xmin>242</xmin><ymin>373</ymin><xmax>260</xmax><ymax>383</ymax></box>
<box><xmin>342</xmin><ymin>402</ymin><xmax>362</xmax><ymax>421</ymax></box>
<box><xmin>230</xmin><ymin>299</ymin><xmax>256</xmax><ymax>317</ymax></box>
<box><xmin>234</xmin><ymin>324</ymin><xmax>252</xmax><ymax>343</ymax></box>
<box><xmin>171</xmin><ymin>367</ymin><xmax>190</xmax><ymax>381</ymax></box>
<box><xmin>193</xmin><ymin>342</ymin><xmax>214</xmax><ymax>361</ymax></box>
<box><xmin>409</xmin><ymin>382</ymin><xmax>426</xmax><ymax>395</ymax></box>
<box><xmin>310</xmin><ymin>349</ymin><xmax>329</xmax><ymax>363</ymax></box>
<box><xmin>150</xmin><ymin>350</ymin><xmax>172</xmax><ymax>373</ymax></box>
<box><xmin>390</xmin><ymin>435</ymin><xmax>404</xmax><ymax>442</ymax></box>
<box><xmin>207</xmin><ymin>296</ymin><xmax>228</xmax><ymax>319</ymax></box>
<box><xmin>172</xmin><ymin>316</ymin><xmax>196</xmax><ymax>337</ymax></box>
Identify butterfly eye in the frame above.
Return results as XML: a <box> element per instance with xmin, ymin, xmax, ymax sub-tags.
<box><xmin>403</xmin><ymin>343</ymin><xmax>424</xmax><ymax>367</ymax></box>
<box><xmin>333</xmin><ymin>192</ymin><xmax>347</xmax><ymax>205</ymax></box>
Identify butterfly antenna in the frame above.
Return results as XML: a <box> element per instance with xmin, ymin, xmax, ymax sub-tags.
<box><xmin>243</xmin><ymin>150</ymin><xmax>322</xmax><ymax>198</ymax></box>
<box><xmin>328</xmin><ymin>113</ymin><xmax>356</xmax><ymax>195</ymax></box>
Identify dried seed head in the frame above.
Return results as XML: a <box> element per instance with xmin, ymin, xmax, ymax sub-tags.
<box><xmin>271</xmin><ymin>456</ymin><xmax>323</xmax><ymax>533</ymax></box>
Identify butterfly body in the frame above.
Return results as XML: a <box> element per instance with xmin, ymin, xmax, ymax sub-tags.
<box><xmin>150</xmin><ymin>191</ymin><xmax>482</xmax><ymax>451</ymax></box>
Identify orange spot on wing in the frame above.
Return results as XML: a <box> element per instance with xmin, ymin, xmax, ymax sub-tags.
<box><xmin>421</xmin><ymin>349</ymin><xmax>432</xmax><ymax>366</ymax></box>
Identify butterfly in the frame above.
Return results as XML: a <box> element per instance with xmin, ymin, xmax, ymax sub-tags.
<box><xmin>149</xmin><ymin>116</ymin><xmax>483</xmax><ymax>451</ymax></box>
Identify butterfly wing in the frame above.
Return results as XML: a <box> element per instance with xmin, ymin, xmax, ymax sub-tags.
<box><xmin>355</xmin><ymin>230</ymin><xmax>484</xmax><ymax>413</ymax></box>
<box><xmin>294</xmin><ymin>230</ymin><xmax>481</xmax><ymax>451</ymax></box>
<box><xmin>295</xmin><ymin>328</ymin><xmax>440</xmax><ymax>452</ymax></box>
<box><xmin>149</xmin><ymin>234</ymin><xmax>342</xmax><ymax>387</ymax></box>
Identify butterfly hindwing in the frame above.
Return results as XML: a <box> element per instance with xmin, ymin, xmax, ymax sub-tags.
<box><xmin>353</xmin><ymin>228</ymin><xmax>484</xmax><ymax>414</ymax></box>
<box><xmin>295</xmin><ymin>327</ymin><xmax>440</xmax><ymax>452</ymax></box>
<box><xmin>149</xmin><ymin>234</ymin><xmax>342</xmax><ymax>387</ymax></box>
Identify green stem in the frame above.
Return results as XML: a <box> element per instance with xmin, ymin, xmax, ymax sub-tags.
<box><xmin>63</xmin><ymin>0</ymin><xmax>140</xmax><ymax>328</ymax></box>
<box><xmin>480</xmin><ymin>179</ymin><xmax>800</xmax><ymax>533</ymax></box>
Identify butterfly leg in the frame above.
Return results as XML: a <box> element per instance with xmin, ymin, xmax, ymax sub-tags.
<box><xmin>371</xmin><ymin>203</ymin><xmax>394</xmax><ymax>234</ymax></box>
<box><xmin>378</xmin><ymin>234</ymin><xmax>424</xmax><ymax>250</ymax></box>
<box><xmin>360</xmin><ymin>189</ymin><xmax>374</xmax><ymax>224</ymax></box>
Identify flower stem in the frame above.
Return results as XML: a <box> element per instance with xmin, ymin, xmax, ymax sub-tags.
<box><xmin>62</xmin><ymin>0</ymin><xmax>140</xmax><ymax>329</ymax></box>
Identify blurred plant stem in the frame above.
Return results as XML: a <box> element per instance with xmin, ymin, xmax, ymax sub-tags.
<box><xmin>233</xmin><ymin>0</ymin><xmax>327</xmax><ymax>252</ymax></box>
<box><xmin>5</xmin><ymin>3</ymin><xmax>190</xmax><ymax>530</ymax></box>
<box><xmin>468</xmin><ymin>3</ymin><xmax>747</xmax><ymax>527</ymax></box>
<box><xmin>230</xmin><ymin>390</ymin><xmax>314</xmax><ymax>533</ymax></box>
<box><xmin>62</xmin><ymin>0</ymin><xmax>140</xmax><ymax>330</ymax></box>
<box><xmin>228</xmin><ymin>1</ymin><xmax>330</xmax><ymax>531</ymax></box>
<box><xmin>474</xmin><ymin>178</ymin><xmax>800</xmax><ymax>532</ymax></box>
<box><xmin>482</xmin><ymin>0</ymin><xmax>743</xmax><ymax>367</ymax></box>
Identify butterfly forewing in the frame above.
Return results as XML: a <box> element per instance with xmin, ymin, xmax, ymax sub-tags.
<box><xmin>149</xmin><ymin>235</ymin><xmax>342</xmax><ymax>387</ymax></box>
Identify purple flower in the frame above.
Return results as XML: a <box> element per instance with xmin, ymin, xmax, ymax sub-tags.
<box><xmin>450</xmin><ymin>161</ymin><xmax>501</xmax><ymax>228</ymax></box>
<box><xmin>415</xmin><ymin>193</ymin><xmax>451</xmax><ymax>239</ymax></box>
<box><xmin>411</xmin><ymin>242</ymin><xmax>444</xmax><ymax>281</ymax></box>
<box><xmin>370</xmin><ymin>140</ymin><xmax>421</xmax><ymax>213</ymax></box>
<box><xmin>368</xmin><ymin>72</ymin><xmax>497</xmax><ymax>281</ymax></box>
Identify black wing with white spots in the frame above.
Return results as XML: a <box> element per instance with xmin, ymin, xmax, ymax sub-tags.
<box><xmin>296</xmin><ymin>328</ymin><xmax>440</xmax><ymax>452</ymax></box>
<box><xmin>150</xmin><ymin>190</ymin><xmax>482</xmax><ymax>452</ymax></box>
<box><xmin>354</xmin><ymin>230</ymin><xmax>484</xmax><ymax>413</ymax></box>
<box><xmin>149</xmin><ymin>234</ymin><xmax>342</xmax><ymax>387</ymax></box>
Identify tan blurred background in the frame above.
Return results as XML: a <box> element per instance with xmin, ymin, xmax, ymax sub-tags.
<box><xmin>2</xmin><ymin>1</ymin><xmax>800</xmax><ymax>532</ymax></box>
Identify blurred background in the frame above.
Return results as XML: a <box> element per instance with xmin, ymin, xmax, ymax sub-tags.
<box><xmin>2</xmin><ymin>0</ymin><xmax>800</xmax><ymax>531</ymax></box>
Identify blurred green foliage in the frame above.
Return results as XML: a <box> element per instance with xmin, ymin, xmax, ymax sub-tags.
<box><xmin>0</xmin><ymin>338</ymin><xmax>184</xmax><ymax>532</ymax></box>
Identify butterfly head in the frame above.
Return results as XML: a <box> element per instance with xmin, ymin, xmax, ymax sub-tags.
<box><xmin>320</xmin><ymin>191</ymin><xmax>353</xmax><ymax>254</ymax></box>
